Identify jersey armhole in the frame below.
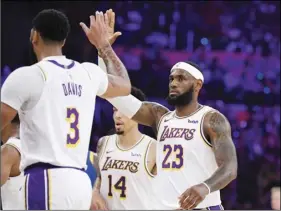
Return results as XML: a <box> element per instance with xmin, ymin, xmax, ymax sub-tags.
<box><xmin>156</xmin><ymin>111</ymin><xmax>172</xmax><ymax>133</ymax></box>
<box><xmin>144</xmin><ymin>140</ymin><xmax>155</xmax><ymax>178</ymax></box>
<box><xmin>200</xmin><ymin>111</ymin><xmax>213</xmax><ymax>148</ymax></box>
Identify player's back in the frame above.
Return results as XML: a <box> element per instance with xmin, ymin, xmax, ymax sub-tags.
<box><xmin>19</xmin><ymin>56</ymin><xmax>102</xmax><ymax>171</ymax></box>
<box><xmin>15</xmin><ymin>56</ymin><xmax>109</xmax><ymax>209</ymax></box>
<box><xmin>99</xmin><ymin>134</ymin><xmax>157</xmax><ymax>210</ymax></box>
<box><xmin>155</xmin><ymin>105</ymin><xmax>222</xmax><ymax>209</ymax></box>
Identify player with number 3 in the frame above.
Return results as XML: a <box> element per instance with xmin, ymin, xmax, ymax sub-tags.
<box><xmin>1</xmin><ymin>9</ymin><xmax>131</xmax><ymax>210</ymax></box>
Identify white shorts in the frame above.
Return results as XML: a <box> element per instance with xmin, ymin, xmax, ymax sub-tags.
<box><xmin>22</xmin><ymin>164</ymin><xmax>92</xmax><ymax>210</ymax></box>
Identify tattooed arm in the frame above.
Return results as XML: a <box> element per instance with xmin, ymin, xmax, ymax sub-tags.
<box><xmin>98</xmin><ymin>43</ymin><xmax>131</xmax><ymax>98</ymax></box>
<box><xmin>203</xmin><ymin>111</ymin><xmax>238</xmax><ymax>192</ymax></box>
<box><xmin>93</xmin><ymin>136</ymin><xmax>108</xmax><ymax>191</ymax></box>
<box><xmin>98</xmin><ymin>55</ymin><xmax>169</xmax><ymax>132</ymax></box>
<box><xmin>178</xmin><ymin>111</ymin><xmax>237</xmax><ymax>210</ymax></box>
<box><xmin>132</xmin><ymin>102</ymin><xmax>169</xmax><ymax>132</ymax></box>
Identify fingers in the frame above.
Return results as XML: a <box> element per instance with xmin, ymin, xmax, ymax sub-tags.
<box><xmin>105</xmin><ymin>12</ymin><xmax>109</xmax><ymax>26</ymax></box>
<box><xmin>110</xmin><ymin>11</ymin><xmax>115</xmax><ymax>28</ymax></box>
<box><xmin>79</xmin><ymin>22</ymin><xmax>89</xmax><ymax>35</ymax></box>
<box><xmin>90</xmin><ymin>15</ymin><xmax>96</xmax><ymax>28</ymax></box>
<box><xmin>181</xmin><ymin>195</ymin><xmax>197</xmax><ymax>210</ymax></box>
<box><xmin>95</xmin><ymin>11</ymin><xmax>105</xmax><ymax>25</ymax></box>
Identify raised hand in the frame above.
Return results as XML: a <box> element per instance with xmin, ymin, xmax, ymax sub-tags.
<box><xmin>104</xmin><ymin>9</ymin><xmax>122</xmax><ymax>45</ymax></box>
<box><xmin>80</xmin><ymin>11</ymin><xmax>110</xmax><ymax>50</ymax></box>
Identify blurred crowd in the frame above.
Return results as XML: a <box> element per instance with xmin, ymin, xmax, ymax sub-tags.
<box><xmin>1</xmin><ymin>1</ymin><xmax>280</xmax><ymax>210</ymax></box>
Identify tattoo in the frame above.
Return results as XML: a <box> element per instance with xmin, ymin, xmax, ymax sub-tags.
<box><xmin>93</xmin><ymin>136</ymin><xmax>107</xmax><ymax>191</ymax></box>
<box><xmin>132</xmin><ymin>102</ymin><xmax>169</xmax><ymax>132</ymax></box>
<box><xmin>203</xmin><ymin>111</ymin><xmax>238</xmax><ymax>192</ymax></box>
<box><xmin>99</xmin><ymin>43</ymin><xmax>129</xmax><ymax>83</ymax></box>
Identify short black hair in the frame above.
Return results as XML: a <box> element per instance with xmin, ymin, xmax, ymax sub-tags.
<box><xmin>11</xmin><ymin>114</ymin><xmax>20</xmax><ymax>125</ymax></box>
<box><xmin>131</xmin><ymin>86</ymin><xmax>146</xmax><ymax>101</ymax></box>
<box><xmin>32</xmin><ymin>9</ymin><xmax>70</xmax><ymax>43</ymax></box>
<box><xmin>186</xmin><ymin>61</ymin><xmax>201</xmax><ymax>72</ymax></box>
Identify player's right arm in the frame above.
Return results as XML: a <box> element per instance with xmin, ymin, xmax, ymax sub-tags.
<box><xmin>98</xmin><ymin>56</ymin><xmax>170</xmax><ymax>131</ymax></box>
<box><xmin>91</xmin><ymin>136</ymin><xmax>108</xmax><ymax>210</ymax></box>
<box><xmin>1</xmin><ymin>144</ymin><xmax>21</xmax><ymax>186</ymax></box>
<box><xmin>80</xmin><ymin>12</ymin><xmax>131</xmax><ymax>99</ymax></box>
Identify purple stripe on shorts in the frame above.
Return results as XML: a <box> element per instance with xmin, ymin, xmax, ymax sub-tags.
<box><xmin>207</xmin><ymin>205</ymin><xmax>224</xmax><ymax>210</ymax></box>
<box><xmin>26</xmin><ymin>169</ymin><xmax>46</xmax><ymax>210</ymax></box>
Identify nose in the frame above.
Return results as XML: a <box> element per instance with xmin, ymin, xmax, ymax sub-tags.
<box><xmin>114</xmin><ymin>110</ymin><xmax>122</xmax><ymax>119</ymax></box>
<box><xmin>170</xmin><ymin>80</ymin><xmax>178</xmax><ymax>90</ymax></box>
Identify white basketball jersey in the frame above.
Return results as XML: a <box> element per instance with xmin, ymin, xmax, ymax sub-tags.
<box><xmin>99</xmin><ymin>134</ymin><xmax>157</xmax><ymax>210</ymax></box>
<box><xmin>19</xmin><ymin>57</ymin><xmax>104</xmax><ymax>171</ymax></box>
<box><xmin>1</xmin><ymin>138</ymin><xmax>25</xmax><ymax>210</ymax></box>
<box><xmin>155</xmin><ymin>105</ymin><xmax>221</xmax><ymax>209</ymax></box>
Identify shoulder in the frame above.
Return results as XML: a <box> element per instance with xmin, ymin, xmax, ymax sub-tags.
<box><xmin>203</xmin><ymin>110</ymin><xmax>231</xmax><ymax>136</ymax></box>
<box><xmin>143</xmin><ymin>135</ymin><xmax>157</xmax><ymax>148</ymax></box>
<box><xmin>81</xmin><ymin>62</ymin><xmax>104</xmax><ymax>73</ymax></box>
<box><xmin>5</xmin><ymin>138</ymin><xmax>21</xmax><ymax>155</ymax></box>
<box><xmin>96</xmin><ymin>135</ymin><xmax>112</xmax><ymax>153</ymax></box>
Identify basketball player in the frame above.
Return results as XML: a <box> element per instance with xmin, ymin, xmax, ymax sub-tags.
<box><xmin>106</xmin><ymin>62</ymin><xmax>238</xmax><ymax>210</ymax></box>
<box><xmin>91</xmin><ymin>87</ymin><xmax>157</xmax><ymax>210</ymax></box>
<box><xmin>1</xmin><ymin>9</ymin><xmax>131</xmax><ymax>210</ymax></box>
<box><xmin>1</xmin><ymin>115</ymin><xmax>25</xmax><ymax>210</ymax></box>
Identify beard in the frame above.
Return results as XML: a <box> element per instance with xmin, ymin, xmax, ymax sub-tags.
<box><xmin>166</xmin><ymin>86</ymin><xmax>194</xmax><ymax>106</ymax></box>
<box><xmin>116</xmin><ymin>130</ymin><xmax>124</xmax><ymax>135</ymax></box>
<box><xmin>28</xmin><ymin>42</ymin><xmax>38</xmax><ymax>65</ymax></box>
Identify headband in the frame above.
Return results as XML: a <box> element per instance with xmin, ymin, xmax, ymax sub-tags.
<box><xmin>171</xmin><ymin>62</ymin><xmax>204</xmax><ymax>83</ymax></box>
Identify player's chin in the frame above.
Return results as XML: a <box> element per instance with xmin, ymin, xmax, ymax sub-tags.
<box><xmin>115</xmin><ymin>129</ymin><xmax>124</xmax><ymax>135</ymax></box>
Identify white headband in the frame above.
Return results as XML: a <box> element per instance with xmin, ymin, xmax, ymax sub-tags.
<box><xmin>171</xmin><ymin>62</ymin><xmax>204</xmax><ymax>83</ymax></box>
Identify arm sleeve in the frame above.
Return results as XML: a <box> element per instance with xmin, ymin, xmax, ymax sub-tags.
<box><xmin>1</xmin><ymin>66</ymin><xmax>44</xmax><ymax>111</ymax></box>
<box><xmin>106</xmin><ymin>95</ymin><xmax>142</xmax><ymax>119</ymax></box>
<box><xmin>82</xmin><ymin>62</ymin><xmax>109</xmax><ymax>96</ymax></box>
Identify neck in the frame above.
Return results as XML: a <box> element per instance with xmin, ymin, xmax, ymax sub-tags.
<box><xmin>117</xmin><ymin>126</ymin><xmax>142</xmax><ymax>149</ymax></box>
<box><xmin>36</xmin><ymin>45</ymin><xmax>63</xmax><ymax>62</ymax></box>
<box><xmin>1</xmin><ymin>131</ymin><xmax>18</xmax><ymax>144</ymax></box>
<box><xmin>175</xmin><ymin>100</ymin><xmax>199</xmax><ymax>117</ymax></box>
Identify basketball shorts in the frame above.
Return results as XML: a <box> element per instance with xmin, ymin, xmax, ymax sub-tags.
<box><xmin>22</xmin><ymin>163</ymin><xmax>92</xmax><ymax>210</ymax></box>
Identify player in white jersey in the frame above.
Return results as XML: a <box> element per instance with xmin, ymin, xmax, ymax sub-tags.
<box><xmin>1</xmin><ymin>115</ymin><xmax>25</xmax><ymax>210</ymax></box>
<box><xmin>1</xmin><ymin>9</ymin><xmax>131</xmax><ymax>210</ymax></box>
<box><xmin>91</xmin><ymin>87</ymin><xmax>158</xmax><ymax>210</ymax></box>
<box><xmin>107</xmin><ymin>61</ymin><xmax>238</xmax><ymax>209</ymax></box>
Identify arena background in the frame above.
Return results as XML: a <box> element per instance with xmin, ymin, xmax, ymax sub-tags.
<box><xmin>1</xmin><ymin>1</ymin><xmax>280</xmax><ymax>210</ymax></box>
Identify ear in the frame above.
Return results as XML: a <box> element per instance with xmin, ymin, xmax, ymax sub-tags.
<box><xmin>194</xmin><ymin>80</ymin><xmax>203</xmax><ymax>93</ymax></box>
<box><xmin>61</xmin><ymin>39</ymin><xmax>66</xmax><ymax>47</ymax></box>
<box><xmin>31</xmin><ymin>29</ymin><xmax>39</xmax><ymax>44</ymax></box>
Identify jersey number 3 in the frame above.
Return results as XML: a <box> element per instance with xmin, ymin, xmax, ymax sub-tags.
<box><xmin>108</xmin><ymin>175</ymin><xmax>126</xmax><ymax>199</ymax></box>
<box><xmin>162</xmin><ymin>144</ymin><xmax>184</xmax><ymax>169</ymax></box>
<box><xmin>66</xmin><ymin>108</ymin><xmax>80</xmax><ymax>147</ymax></box>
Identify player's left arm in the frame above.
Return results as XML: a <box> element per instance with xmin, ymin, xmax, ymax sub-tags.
<box><xmin>203</xmin><ymin>111</ymin><xmax>238</xmax><ymax>192</ymax></box>
<box><xmin>179</xmin><ymin>111</ymin><xmax>237</xmax><ymax>210</ymax></box>
<box><xmin>1</xmin><ymin>144</ymin><xmax>21</xmax><ymax>186</ymax></box>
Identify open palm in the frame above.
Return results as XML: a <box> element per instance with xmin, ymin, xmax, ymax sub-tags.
<box><xmin>105</xmin><ymin>9</ymin><xmax>122</xmax><ymax>45</ymax></box>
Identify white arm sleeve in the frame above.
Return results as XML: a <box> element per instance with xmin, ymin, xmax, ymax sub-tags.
<box><xmin>107</xmin><ymin>95</ymin><xmax>142</xmax><ymax>119</ymax></box>
<box><xmin>82</xmin><ymin>62</ymin><xmax>109</xmax><ymax>96</ymax></box>
<box><xmin>1</xmin><ymin>66</ymin><xmax>44</xmax><ymax>111</ymax></box>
